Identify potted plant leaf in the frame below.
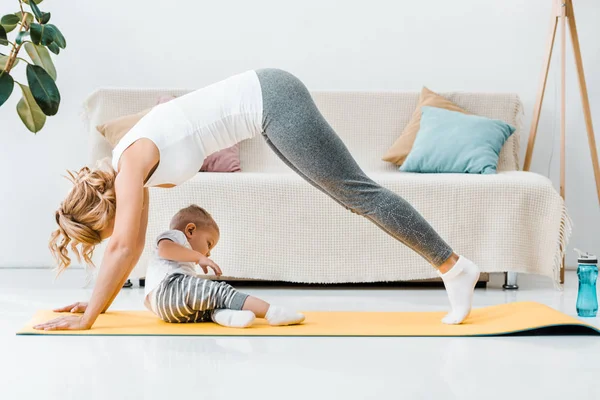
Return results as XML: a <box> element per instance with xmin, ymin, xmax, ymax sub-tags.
<box><xmin>0</xmin><ymin>0</ymin><xmax>66</xmax><ymax>133</ymax></box>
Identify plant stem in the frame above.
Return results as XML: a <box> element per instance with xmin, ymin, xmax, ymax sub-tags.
<box><xmin>5</xmin><ymin>4</ymin><xmax>29</xmax><ymax>73</ymax></box>
<box><xmin>17</xmin><ymin>20</ymin><xmax>30</xmax><ymax>30</ymax></box>
<box><xmin>16</xmin><ymin>57</ymin><xmax>30</xmax><ymax>64</ymax></box>
<box><xmin>17</xmin><ymin>1</ymin><xmax>30</xmax><ymax>30</ymax></box>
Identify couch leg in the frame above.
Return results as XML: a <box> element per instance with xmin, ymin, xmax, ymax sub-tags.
<box><xmin>503</xmin><ymin>272</ymin><xmax>519</xmax><ymax>290</ymax></box>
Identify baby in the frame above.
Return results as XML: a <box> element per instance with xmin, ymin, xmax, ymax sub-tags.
<box><xmin>145</xmin><ymin>204</ymin><xmax>305</xmax><ymax>328</ymax></box>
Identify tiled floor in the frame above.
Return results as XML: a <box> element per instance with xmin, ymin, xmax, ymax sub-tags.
<box><xmin>0</xmin><ymin>269</ymin><xmax>598</xmax><ymax>400</ymax></box>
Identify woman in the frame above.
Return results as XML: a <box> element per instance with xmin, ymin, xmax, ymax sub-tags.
<box><xmin>35</xmin><ymin>68</ymin><xmax>479</xmax><ymax>331</ymax></box>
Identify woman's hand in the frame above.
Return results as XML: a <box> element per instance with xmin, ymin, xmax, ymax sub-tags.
<box><xmin>197</xmin><ymin>254</ymin><xmax>222</xmax><ymax>276</ymax></box>
<box><xmin>53</xmin><ymin>302</ymin><xmax>90</xmax><ymax>313</ymax></box>
<box><xmin>52</xmin><ymin>302</ymin><xmax>108</xmax><ymax>314</ymax></box>
<box><xmin>33</xmin><ymin>315</ymin><xmax>91</xmax><ymax>331</ymax></box>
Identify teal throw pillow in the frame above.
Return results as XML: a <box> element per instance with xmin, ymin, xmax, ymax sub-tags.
<box><xmin>400</xmin><ymin>106</ymin><xmax>515</xmax><ymax>174</ymax></box>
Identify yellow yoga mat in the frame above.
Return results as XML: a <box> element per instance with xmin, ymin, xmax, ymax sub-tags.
<box><xmin>17</xmin><ymin>302</ymin><xmax>600</xmax><ymax>337</ymax></box>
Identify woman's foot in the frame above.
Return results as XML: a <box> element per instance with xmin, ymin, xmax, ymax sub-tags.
<box><xmin>439</xmin><ymin>256</ymin><xmax>480</xmax><ymax>324</ymax></box>
<box><xmin>265</xmin><ymin>305</ymin><xmax>305</xmax><ymax>326</ymax></box>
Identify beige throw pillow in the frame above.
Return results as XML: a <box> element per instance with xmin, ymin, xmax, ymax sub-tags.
<box><xmin>96</xmin><ymin>108</ymin><xmax>152</xmax><ymax>147</ymax></box>
<box><xmin>382</xmin><ymin>87</ymin><xmax>470</xmax><ymax>166</ymax></box>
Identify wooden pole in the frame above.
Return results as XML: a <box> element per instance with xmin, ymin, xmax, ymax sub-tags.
<box><xmin>560</xmin><ymin>1</ymin><xmax>567</xmax><ymax>283</ymax></box>
<box><xmin>565</xmin><ymin>0</ymin><xmax>600</xmax><ymax>205</ymax></box>
<box><xmin>560</xmin><ymin>1</ymin><xmax>566</xmax><ymax>200</ymax></box>
<box><xmin>523</xmin><ymin>0</ymin><xmax>560</xmax><ymax>172</ymax></box>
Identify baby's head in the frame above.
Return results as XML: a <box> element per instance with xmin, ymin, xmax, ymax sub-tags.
<box><xmin>170</xmin><ymin>205</ymin><xmax>220</xmax><ymax>257</ymax></box>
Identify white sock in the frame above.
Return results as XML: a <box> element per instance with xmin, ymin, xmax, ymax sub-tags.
<box><xmin>265</xmin><ymin>305</ymin><xmax>305</xmax><ymax>326</ymax></box>
<box><xmin>211</xmin><ymin>309</ymin><xmax>256</xmax><ymax>328</ymax></box>
<box><xmin>440</xmin><ymin>256</ymin><xmax>480</xmax><ymax>325</ymax></box>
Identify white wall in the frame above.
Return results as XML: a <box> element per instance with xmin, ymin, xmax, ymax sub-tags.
<box><xmin>1</xmin><ymin>0</ymin><xmax>598</xmax><ymax>269</ymax></box>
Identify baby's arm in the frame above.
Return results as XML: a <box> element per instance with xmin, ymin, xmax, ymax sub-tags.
<box><xmin>158</xmin><ymin>239</ymin><xmax>222</xmax><ymax>276</ymax></box>
<box><xmin>158</xmin><ymin>239</ymin><xmax>200</xmax><ymax>263</ymax></box>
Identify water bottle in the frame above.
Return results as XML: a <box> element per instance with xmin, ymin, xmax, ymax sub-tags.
<box><xmin>575</xmin><ymin>249</ymin><xmax>598</xmax><ymax>318</ymax></box>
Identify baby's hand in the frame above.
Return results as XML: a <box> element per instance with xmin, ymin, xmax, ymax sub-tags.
<box><xmin>197</xmin><ymin>254</ymin><xmax>222</xmax><ymax>277</ymax></box>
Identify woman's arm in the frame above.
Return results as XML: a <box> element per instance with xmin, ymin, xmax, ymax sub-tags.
<box><xmin>79</xmin><ymin>167</ymin><xmax>146</xmax><ymax>327</ymax></box>
<box><xmin>49</xmin><ymin>189</ymin><xmax>150</xmax><ymax>316</ymax></box>
<box><xmin>101</xmin><ymin>188</ymin><xmax>150</xmax><ymax>313</ymax></box>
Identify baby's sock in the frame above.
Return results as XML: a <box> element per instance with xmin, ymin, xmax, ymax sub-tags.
<box><xmin>265</xmin><ymin>305</ymin><xmax>305</xmax><ymax>326</ymax></box>
<box><xmin>440</xmin><ymin>256</ymin><xmax>480</xmax><ymax>325</ymax></box>
<box><xmin>211</xmin><ymin>309</ymin><xmax>256</xmax><ymax>328</ymax></box>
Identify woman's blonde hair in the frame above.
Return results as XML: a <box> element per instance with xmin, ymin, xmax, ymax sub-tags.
<box><xmin>49</xmin><ymin>164</ymin><xmax>117</xmax><ymax>274</ymax></box>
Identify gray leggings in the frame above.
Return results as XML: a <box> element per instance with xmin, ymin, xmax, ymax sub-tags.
<box><xmin>255</xmin><ymin>68</ymin><xmax>453</xmax><ymax>267</ymax></box>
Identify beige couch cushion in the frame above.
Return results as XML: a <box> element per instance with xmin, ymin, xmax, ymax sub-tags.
<box><xmin>382</xmin><ymin>87</ymin><xmax>469</xmax><ymax>166</ymax></box>
<box><xmin>96</xmin><ymin>108</ymin><xmax>151</xmax><ymax>147</ymax></box>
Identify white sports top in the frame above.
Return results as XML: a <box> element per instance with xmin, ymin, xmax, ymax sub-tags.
<box><xmin>112</xmin><ymin>70</ymin><xmax>263</xmax><ymax>187</ymax></box>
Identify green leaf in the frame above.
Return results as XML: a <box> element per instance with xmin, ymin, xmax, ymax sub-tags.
<box><xmin>41</xmin><ymin>28</ymin><xmax>53</xmax><ymax>46</ymax></box>
<box><xmin>45</xmin><ymin>24</ymin><xmax>66</xmax><ymax>49</ymax></box>
<box><xmin>47</xmin><ymin>42</ymin><xmax>59</xmax><ymax>55</ymax></box>
<box><xmin>17</xmin><ymin>83</ymin><xmax>46</xmax><ymax>133</ymax></box>
<box><xmin>26</xmin><ymin>64</ymin><xmax>59</xmax><ymax>115</ymax></box>
<box><xmin>0</xmin><ymin>53</ymin><xmax>19</xmax><ymax>69</ymax></box>
<box><xmin>30</xmin><ymin>23</ymin><xmax>42</xmax><ymax>45</ymax></box>
<box><xmin>16</xmin><ymin>31</ymin><xmax>30</xmax><ymax>45</ymax></box>
<box><xmin>40</xmin><ymin>12</ymin><xmax>50</xmax><ymax>24</ymax></box>
<box><xmin>1</xmin><ymin>14</ymin><xmax>20</xmax><ymax>33</ymax></box>
<box><xmin>0</xmin><ymin>25</ymin><xmax>7</xmax><ymax>46</ymax></box>
<box><xmin>31</xmin><ymin>23</ymin><xmax>64</xmax><ymax>47</ymax></box>
<box><xmin>23</xmin><ymin>0</ymin><xmax>44</xmax><ymax>4</ymax></box>
<box><xmin>24</xmin><ymin>43</ymin><xmax>55</xmax><ymax>80</ymax></box>
<box><xmin>0</xmin><ymin>69</ymin><xmax>15</xmax><ymax>107</ymax></box>
<box><xmin>15</xmin><ymin>12</ymin><xmax>34</xmax><ymax>27</ymax></box>
<box><xmin>29</xmin><ymin>0</ymin><xmax>43</xmax><ymax>21</ymax></box>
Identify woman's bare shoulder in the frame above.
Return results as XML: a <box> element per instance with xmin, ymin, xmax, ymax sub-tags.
<box><xmin>117</xmin><ymin>138</ymin><xmax>160</xmax><ymax>182</ymax></box>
